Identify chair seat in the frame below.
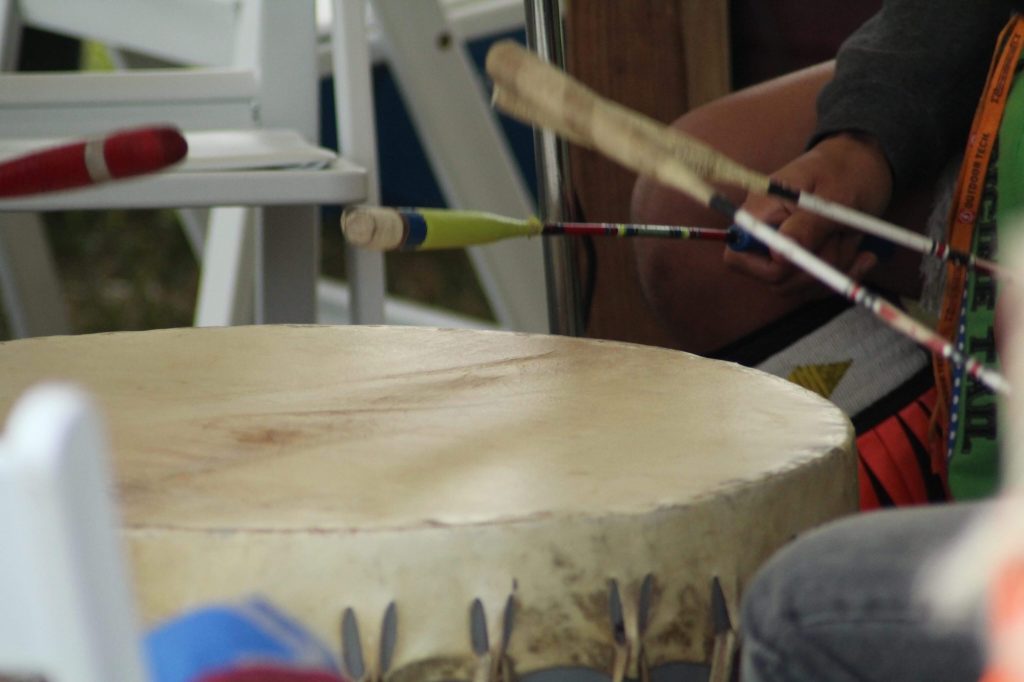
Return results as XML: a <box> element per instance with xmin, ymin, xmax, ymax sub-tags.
<box><xmin>0</xmin><ymin>70</ymin><xmax>259</xmax><ymax>136</ymax></box>
<box><xmin>0</xmin><ymin>129</ymin><xmax>367</xmax><ymax>210</ymax></box>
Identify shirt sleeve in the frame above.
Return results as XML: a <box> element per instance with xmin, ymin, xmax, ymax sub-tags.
<box><xmin>811</xmin><ymin>0</ymin><xmax>1016</xmax><ymax>188</ymax></box>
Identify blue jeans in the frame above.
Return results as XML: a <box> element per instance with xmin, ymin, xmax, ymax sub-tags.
<box><xmin>740</xmin><ymin>503</ymin><xmax>986</xmax><ymax>682</ymax></box>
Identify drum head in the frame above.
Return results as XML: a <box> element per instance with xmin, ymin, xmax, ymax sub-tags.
<box><xmin>0</xmin><ymin>326</ymin><xmax>856</xmax><ymax>680</ymax></box>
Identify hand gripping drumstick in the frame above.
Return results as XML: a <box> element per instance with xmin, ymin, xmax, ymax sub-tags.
<box><xmin>490</xmin><ymin>42</ymin><xmax>1008</xmax><ymax>283</ymax></box>
<box><xmin>342</xmin><ymin>205</ymin><xmax>740</xmax><ymax>251</ymax></box>
<box><xmin>342</xmin><ymin>206</ymin><xmax>880</xmax><ymax>259</ymax></box>
<box><xmin>485</xmin><ymin>40</ymin><xmax>1011</xmax><ymax>395</ymax></box>
<box><xmin>0</xmin><ymin>125</ymin><xmax>188</xmax><ymax>197</ymax></box>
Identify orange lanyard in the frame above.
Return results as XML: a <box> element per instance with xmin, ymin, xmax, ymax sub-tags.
<box><xmin>934</xmin><ymin>16</ymin><xmax>1024</xmax><ymax>444</ymax></box>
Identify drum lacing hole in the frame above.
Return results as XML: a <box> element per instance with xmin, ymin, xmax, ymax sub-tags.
<box><xmin>637</xmin><ymin>573</ymin><xmax>655</xmax><ymax>635</ymax></box>
<box><xmin>470</xmin><ymin>598</ymin><xmax>489</xmax><ymax>655</ymax></box>
<box><xmin>608</xmin><ymin>579</ymin><xmax>626</xmax><ymax>645</ymax></box>
<box><xmin>379</xmin><ymin>601</ymin><xmax>398</xmax><ymax>674</ymax></box>
<box><xmin>340</xmin><ymin>608</ymin><xmax>366</xmax><ymax>680</ymax></box>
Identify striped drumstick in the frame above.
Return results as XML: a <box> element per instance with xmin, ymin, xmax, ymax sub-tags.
<box><xmin>487</xmin><ymin>41</ymin><xmax>1009</xmax><ymax>282</ymax></box>
<box><xmin>0</xmin><ymin>125</ymin><xmax>188</xmax><ymax>198</ymax></box>
<box><xmin>485</xmin><ymin>40</ymin><xmax>1011</xmax><ymax>395</ymax></box>
<box><xmin>342</xmin><ymin>206</ymin><xmax>735</xmax><ymax>251</ymax></box>
<box><xmin>648</xmin><ymin>111</ymin><xmax>1008</xmax><ymax>279</ymax></box>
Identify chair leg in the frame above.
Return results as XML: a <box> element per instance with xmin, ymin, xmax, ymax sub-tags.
<box><xmin>0</xmin><ymin>0</ymin><xmax>23</xmax><ymax>71</ymax></box>
<box><xmin>369</xmin><ymin>0</ymin><xmax>547</xmax><ymax>332</ymax></box>
<box><xmin>0</xmin><ymin>213</ymin><xmax>70</xmax><ymax>338</ymax></box>
<box><xmin>330</xmin><ymin>0</ymin><xmax>387</xmax><ymax>324</ymax></box>
<box><xmin>194</xmin><ymin>207</ymin><xmax>254</xmax><ymax>327</ymax></box>
<box><xmin>255</xmin><ymin>205</ymin><xmax>318</xmax><ymax>324</ymax></box>
<box><xmin>177</xmin><ymin>207</ymin><xmax>210</xmax><ymax>261</ymax></box>
<box><xmin>345</xmin><ymin>247</ymin><xmax>385</xmax><ymax>324</ymax></box>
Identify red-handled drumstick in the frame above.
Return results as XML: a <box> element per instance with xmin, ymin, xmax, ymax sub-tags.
<box><xmin>0</xmin><ymin>125</ymin><xmax>188</xmax><ymax>198</ymax></box>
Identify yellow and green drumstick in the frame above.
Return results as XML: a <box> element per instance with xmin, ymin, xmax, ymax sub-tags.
<box><xmin>342</xmin><ymin>206</ymin><xmax>743</xmax><ymax>252</ymax></box>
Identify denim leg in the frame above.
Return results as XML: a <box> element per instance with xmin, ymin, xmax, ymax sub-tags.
<box><xmin>740</xmin><ymin>503</ymin><xmax>987</xmax><ymax>682</ymax></box>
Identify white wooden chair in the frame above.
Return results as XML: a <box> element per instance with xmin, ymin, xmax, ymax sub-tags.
<box><xmin>217</xmin><ymin>0</ymin><xmax>549</xmax><ymax>331</ymax></box>
<box><xmin>0</xmin><ymin>0</ymin><xmax>375</xmax><ymax>335</ymax></box>
<box><xmin>355</xmin><ymin>0</ymin><xmax>547</xmax><ymax>332</ymax></box>
<box><xmin>0</xmin><ymin>383</ymin><xmax>147</xmax><ymax>682</ymax></box>
<box><xmin>0</xmin><ymin>0</ymin><xmax>553</xmax><ymax>336</ymax></box>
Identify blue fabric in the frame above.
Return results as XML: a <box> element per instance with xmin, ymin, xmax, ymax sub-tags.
<box><xmin>145</xmin><ymin>598</ymin><xmax>340</xmax><ymax>682</ymax></box>
<box><xmin>403</xmin><ymin>209</ymin><xmax>428</xmax><ymax>249</ymax></box>
<box><xmin>741</xmin><ymin>503</ymin><xmax>986</xmax><ymax>682</ymax></box>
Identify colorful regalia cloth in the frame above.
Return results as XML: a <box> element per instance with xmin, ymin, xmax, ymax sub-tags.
<box><xmin>712</xmin><ymin>292</ymin><xmax>942</xmax><ymax>510</ymax></box>
<box><xmin>714</xmin><ymin>15</ymin><xmax>1024</xmax><ymax>509</ymax></box>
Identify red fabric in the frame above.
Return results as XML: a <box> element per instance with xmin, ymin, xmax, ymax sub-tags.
<box><xmin>897</xmin><ymin>395</ymin><xmax>933</xmax><ymax>449</ymax></box>
<box><xmin>854</xmin><ymin>386</ymin><xmax>946</xmax><ymax>510</ymax></box>
<box><xmin>874</xmin><ymin>418</ymin><xmax>927</xmax><ymax>502</ymax></box>
<box><xmin>199</xmin><ymin>665</ymin><xmax>347</xmax><ymax>682</ymax></box>
<box><xmin>857</xmin><ymin>429</ymin><xmax>916</xmax><ymax>506</ymax></box>
<box><xmin>857</xmin><ymin>457</ymin><xmax>882</xmax><ymax>510</ymax></box>
<box><xmin>898</xmin><ymin>386</ymin><xmax>948</xmax><ymax>481</ymax></box>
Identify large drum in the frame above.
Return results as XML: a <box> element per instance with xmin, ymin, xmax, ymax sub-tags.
<box><xmin>0</xmin><ymin>326</ymin><xmax>856</xmax><ymax>681</ymax></box>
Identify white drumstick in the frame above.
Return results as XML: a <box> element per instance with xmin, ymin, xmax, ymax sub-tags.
<box><xmin>485</xmin><ymin>40</ymin><xmax>1010</xmax><ymax>395</ymax></box>
<box><xmin>490</xmin><ymin>41</ymin><xmax>1010</xmax><ymax>282</ymax></box>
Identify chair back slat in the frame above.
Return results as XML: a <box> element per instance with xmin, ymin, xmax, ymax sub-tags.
<box><xmin>18</xmin><ymin>0</ymin><xmax>241</xmax><ymax>66</ymax></box>
<box><xmin>0</xmin><ymin>385</ymin><xmax>147</xmax><ymax>682</ymax></box>
<box><xmin>0</xmin><ymin>70</ymin><xmax>259</xmax><ymax>136</ymax></box>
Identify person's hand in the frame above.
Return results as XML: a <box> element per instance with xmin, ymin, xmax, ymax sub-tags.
<box><xmin>723</xmin><ymin>132</ymin><xmax>895</xmax><ymax>298</ymax></box>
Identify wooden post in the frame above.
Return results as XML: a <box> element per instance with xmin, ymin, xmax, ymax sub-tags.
<box><xmin>564</xmin><ymin>0</ymin><xmax>730</xmax><ymax>345</ymax></box>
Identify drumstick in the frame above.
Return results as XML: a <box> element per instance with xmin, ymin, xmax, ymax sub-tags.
<box><xmin>485</xmin><ymin>40</ymin><xmax>1011</xmax><ymax>395</ymax></box>
<box><xmin>342</xmin><ymin>206</ymin><xmax>735</xmax><ymax>251</ymax></box>
<box><xmin>0</xmin><ymin>125</ymin><xmax>188</xmax><ymax>197</ymax></box>
<box><xmin>341</xmin><ymin>206</ymin><xmax>890</xmax><ymax>261</ymax></box>
<box><xmin>488</xmin><ymin>42</ymin><xmax>1009</xmax><ymax>283</ymax></box>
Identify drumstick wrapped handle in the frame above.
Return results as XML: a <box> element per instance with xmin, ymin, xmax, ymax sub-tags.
<box><xmin>0</xmin><ymin>125</ymin><xmax>188</xmax><ymax>198</ymax></box>
<box><xmin>343</xmin><ymin>206</ymin><xmax>541</xmax><ymax>251</ymax></box>
<box><xmin>486</xmin><ymin>41</ymin><xmax>768</xmax><ymax>195</ymax></box>
<box><xmin>343</xmin><ymin>206</ymin><xmax>741</xmax><ymax>252</ymax></box>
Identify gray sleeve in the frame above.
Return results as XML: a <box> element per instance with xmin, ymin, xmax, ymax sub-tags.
<box><xmin>812</xmin><ymin>0</ymin><xmax>1015</xmax><ymax>188</ymax></box>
